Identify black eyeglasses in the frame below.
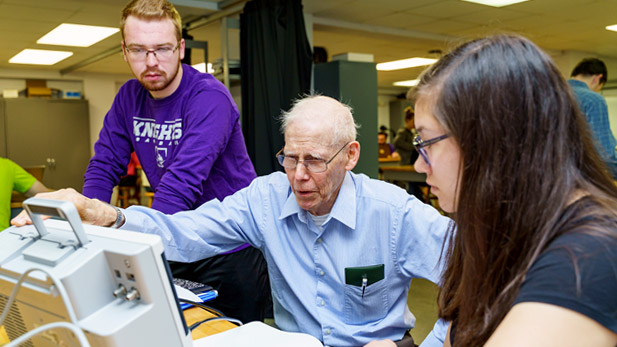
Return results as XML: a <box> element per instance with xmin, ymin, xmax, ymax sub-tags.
<box><xmin>413</xmin><ymin>133</ymin><xmax>450</xmax><ymax>167</ymax></box>
<box><xmin>124</xmin><ymin>42</ymin><xmax>180</xmax><ymax>61</ymax></box>
<box><xmin>276</xmin><ymin>142</ymin><xmax>350</xmax><ymax>173</ymax></box>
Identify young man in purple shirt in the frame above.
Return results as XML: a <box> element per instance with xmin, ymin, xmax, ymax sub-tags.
<box><xmin>82</xmin><ymin>0</ymin><xmax>269</xmax><ymax>322</ymax></box>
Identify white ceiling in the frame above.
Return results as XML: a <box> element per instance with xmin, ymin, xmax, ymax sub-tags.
<box><xmin>1</xmin><ymin>0</ymin><xmax>617</xmax><ymax>89</ymax></box>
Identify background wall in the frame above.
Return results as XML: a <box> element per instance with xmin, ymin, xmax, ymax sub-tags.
<box><xmin>0</xmin><ymin>68</ymin><xmax>132</xmax><ymax>157</ymax></box>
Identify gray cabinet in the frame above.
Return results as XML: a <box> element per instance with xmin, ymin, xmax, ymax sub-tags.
<box><xmin>389</xmin><ymin>99</ymin><xmax>412</xmax><ymax>135</ymax></box>
<box><xmin>314</xmin><ymin>60</ymin><xmax>379</xmax><ymax>179</ymax></box>
<box><xmin>2</xmin><ymin>98</ymin><xmax>90</xmax><ymax>190</ymax></box>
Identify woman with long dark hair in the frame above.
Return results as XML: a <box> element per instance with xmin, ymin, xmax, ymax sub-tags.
<box><xmin>365</xmin><ymin>35</ymin><xmax>617</xmax><ymax>346</ymax></box>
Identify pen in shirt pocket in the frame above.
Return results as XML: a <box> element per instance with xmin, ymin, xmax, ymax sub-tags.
<box><xmin>344</xmin><ymin>264</ymin><xmax>385</xmax><ymax>299</ymax></box>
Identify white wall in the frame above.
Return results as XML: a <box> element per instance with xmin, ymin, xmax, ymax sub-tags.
<box><xmin>377</xmin><ymin>94</ymin><xmax>392</xmax><ymax>131</ymax></box>
<box><xmin>602</xmin><ymin>90</ymin><xmax>617</xmax><ymax>140</ymax></box>
<box><xmin>79</xmin><ymin>73</ymin><xmax>132</xmax><ymax>155</ymax></box>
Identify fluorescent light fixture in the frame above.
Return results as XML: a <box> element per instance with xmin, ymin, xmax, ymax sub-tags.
<box><xmin>393</xmin><ymin>79</ymin><xmax>420</xmax><ymax>87</ymax></box>
<box><xmin>192</xmin><ymin>62</ymin><xmax>215</xmax><ymax>74</ymax></box>
<box><xmin>606</xmin><ymin>24</ymin><xmax>617</xmax><ymax>32</ymax></box>
<box><xmin>376</xmin><ymin>58</ymin><xmax>437</xmax><ymax>71</ymax></box>
<box><xmin>460</xmin><ymin>0</ymin><xmax>529</xmax><ymax>7</ymax></box>
<box><xmin>37</xmin><ymin>23</ymin><xmax>119</xmax><ymax>47</ymax></box>
<box><xmin>9</xmin><ymin>49</ymin><xmax>73</xmax><ymax>65</ymax></box>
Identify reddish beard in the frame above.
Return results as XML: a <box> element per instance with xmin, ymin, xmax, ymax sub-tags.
<box><xmin>138</xmin><ymin>60</ymin><xmax>180</xmax><ymax>92</ymax></box>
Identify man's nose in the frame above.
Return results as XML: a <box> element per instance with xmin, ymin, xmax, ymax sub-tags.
<box><xmin>294</xmin><ymin>161</ymin><xmax>310</xmax><ymax>180</ymax></box>
<box><xmin>145</xmin><ymin>51</ymin><xmax>159</xmax><ymax>66</ymax></box>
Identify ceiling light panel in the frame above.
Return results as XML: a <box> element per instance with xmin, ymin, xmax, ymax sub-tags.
<box><xmin>606</xmin><ymin>24</ymin><xmax>617</xmax><ymax>32</ymax></box>
<box><xmin>376</xmin><ymin>58</ymin><xmax>437</xmax><ymax>71</ymax></box>
<box><xmin>9</xmin><ymin>49</ymin><xmax>73</xmax><ymax>65</ymax></box>
<box><xmin>393</xmin><ymin>80</ymin><xmax>420</xmax><ymax>87</ymax></box>
<box><xmin>37</xmin><ymin>23</ymin><xmax>120</xmax><ymax>47</ymax></box>
<box><xmin>460</xmin><ymin>0</ymin><xmax>529</xmax><ymax>7</ymax></box>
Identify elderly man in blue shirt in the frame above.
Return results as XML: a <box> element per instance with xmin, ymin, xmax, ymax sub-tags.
<box><xmin>13</xmin><ymin>95</ymin><xmax>451</xmax><ymax>347</ymax></box>
<box><xmin>568</xmin><ymin>58</ymin><xmax>617</xmax><ymax>179</ymax></box>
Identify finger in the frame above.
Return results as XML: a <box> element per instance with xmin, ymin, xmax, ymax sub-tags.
<box><xmin>11</xmin><ymin>210</ymin><xmax>32</xmax><ymax>227</ymax></box>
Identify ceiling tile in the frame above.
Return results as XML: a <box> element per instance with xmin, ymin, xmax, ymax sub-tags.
<box><xmin>312</xmin><ymin>1</ymin><xmax>395</xmax><ymax>23</ymax></box>
<box><xmin>363</xmin><ymin>12</ymin><xmax>438</xmax><ymax>29</ymax></box>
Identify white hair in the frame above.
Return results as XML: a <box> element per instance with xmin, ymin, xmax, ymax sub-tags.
<box><xmin>279</xmin><ymin>95</ymin><xmax>359</xmax><ymax>146</ymax></box>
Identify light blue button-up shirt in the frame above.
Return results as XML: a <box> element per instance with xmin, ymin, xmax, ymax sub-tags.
<box><xmin>123</xmin><ymin>171</ymin><xmax>452</xmax><ymax>347</ymax></box>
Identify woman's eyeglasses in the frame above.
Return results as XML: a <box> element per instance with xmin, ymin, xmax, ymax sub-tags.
<box><xmin>412</xmin><ymin>133</ymin><xmax>450</xmax><ymax>166</ymax></box>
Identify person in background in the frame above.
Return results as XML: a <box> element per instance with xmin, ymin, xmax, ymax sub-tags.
<box><xmin>0</xmin><ymin>158</ymin><xmax>49</xmax><ymax>230</ymax></box>
<box><xmin>568</xmin><ymin>58</ymin><xmax>617</xmax><ymax>179</ymax></box>
<box><xmin>377</xmin><ymin>131</ymin><xmax>399</xmax><ymax>159</ymax></box>
<box><xmin>81</xmin><ymin>0</ymin><xmax>269</xmax><ymax>323</ymax></box>
<box><xmin>393</xmin><ymin>107</ymin><xmax>417</xmax><ymax>165</ymax></box>
<box><xmin>117</xmin><ymin>152</ymin><xmax>140</xmax><ymax>206</ymax></box>
<box><xmin>368</xmin><ymin>34</ymin><xmax>617</xmax><ymax>347</ymax></box>
<box><xmin>14</xmin><ymin>95</ymin><xmax>451</xmax><ymax>347</ymax></box>
<box><xmin>393</xmin><ymin>107</ymin><xmax>425</xmax><ymax>202</ymax></box>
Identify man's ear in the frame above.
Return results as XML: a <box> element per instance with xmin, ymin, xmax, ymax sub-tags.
<box><xmin>179</xmin><ymin>38</ymin><xmax>185</xmax><ymax>61</ymax></box>
<box><xmin>591</xmin><ymin>74</ymin><xmax>604</xmax><ymax>92</ymax></box>
<box><xmin>121</xmin><ymin>41</ymin><xmax>128</xmax><ymax>63</ymax></box>
<box><xmin>344</xmin><ymin>141</ymin><xmax>360</xmax><ymax>171</ymax></box>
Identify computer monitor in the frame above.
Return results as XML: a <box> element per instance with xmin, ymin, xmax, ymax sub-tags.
<box><xmin>0</xmin><ymin>198</ymin><xmax>193</xmax><ymax>346</ymax></box>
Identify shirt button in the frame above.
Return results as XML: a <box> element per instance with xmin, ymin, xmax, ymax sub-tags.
<box><xmin>317</xmin><ymin>238</ymin><xmax>323</xmax><ymax>243</ymax></box>
<box><xmin>325</xmin><ymin>328</ymin><xmax>331</xmax><ymax>335</ymax></box>
<box><xmin>320</xmin><ymin>299</ymin><xmax>325</xmax><ymax>306</ymax></box>
<box><xmin>319</xmin><ymin>270</ymin><xmax>325</xmax><ymax>276</ymax></box>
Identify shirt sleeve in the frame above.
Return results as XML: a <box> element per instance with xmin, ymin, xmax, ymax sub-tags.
<box><xmin>396</xmin><ymin>197</ymin><xmax>452</xmax><ymax>284</ymax></box>
<box><xmin>396</xmin><ymin>198</ymin><xmax>452</xmax><ymax>346</ymax></box>
<box><xmin>151</xmin><ymin>90</ymin><xmax>237</xmax><ymax>214</ymax></box>
<box><xmin>419</xmin><ymin>319</ymin><xmax>449</xmax><ymax>347</ymax></box>
<box><xmin>122</xmin><ymin>176</ymin><xmax>266</xmax><ymax>262</ymax></box>
<box><xmin>11</xmin><ymin>161</ymin><xmax>36</xmax><ymax>193</ymax></box>
<box><xmin>514</xmin><ymin>232</ymin><xmax>617</xmax><ymax>334</ymax></box>
<box><xmin>83</xmin><ymin>91</ymin><xmax>133</xmax><ymax>202</ymax></box>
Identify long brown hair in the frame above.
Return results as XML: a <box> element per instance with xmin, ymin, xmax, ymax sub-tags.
<box><xmin>414</xmin><ymin>34</ymin><xmax>617</xmax><ymax>345</ymax></box>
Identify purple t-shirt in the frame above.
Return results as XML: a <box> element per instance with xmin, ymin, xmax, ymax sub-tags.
<box><xmin>83</xmin><ymin>64</ymin><xmax>256</xmax><ymax>215</ymax></box>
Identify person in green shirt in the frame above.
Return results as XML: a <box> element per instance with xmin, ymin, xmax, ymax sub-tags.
<box><xmin>0</xmin><ymin>158</ymin><xmax>49</xmax><ymax>230</ymax></box>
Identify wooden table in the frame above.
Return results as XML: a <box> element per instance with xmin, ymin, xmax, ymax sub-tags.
<box><xmin>0</xmin><ymin>306</ymin><xmax>237</xmax><ymax>344</ymax></box>
<box><xmin>380</xmin><ymin>165</ymin><xmax>426</xmax><ymax>183</ymax></box>
<box><xmin>378</xmin><ymin>157</ymin><xmax>401</xmax><ymax>168</ymax></box>
<box><xmin>185</xmin><ymin>306</ymin><xmax>237</xmax><ymax>340</ymax></box>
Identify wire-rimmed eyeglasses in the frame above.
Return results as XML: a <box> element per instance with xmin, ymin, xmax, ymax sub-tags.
<box><xmin>413</xmin><ymin>134</ymin><xmax>450</xmax><ymax>167</ymax></box>
<box><xmin>124</xmin><ymin>42</ymin><xmax>180</xmax><ymax>61</ymax></box>
<box><xmin>276</xmin><ymin>142</ymin><xmax>350</xmax><ymax>173</ymax></box>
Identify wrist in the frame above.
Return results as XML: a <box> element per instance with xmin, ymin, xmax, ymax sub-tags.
<box><xmin>109</xmin><ymin>205</ymin><xmax>126</xmax><ymax>229</ymax></box>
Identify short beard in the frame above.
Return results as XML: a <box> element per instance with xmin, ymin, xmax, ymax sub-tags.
<box><xmin>139</xmin><ymin>59</ymin><xmax>181</xmax><ymax>92</ymax></box>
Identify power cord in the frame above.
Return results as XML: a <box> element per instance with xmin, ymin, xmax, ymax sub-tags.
<box><xmin>178</xmin><ymin>299</ymin><xmax>243</xmax><ymax>331</ymax></box>
<box><xmin>0</xmin><ymin>267</ymin><xmax>90</xmax><ymax>346</ymax></box>
<box><xmin>178</xmin><ymin>299</ymin><xmax>226</xmax><ymax>317</ymax></box>
<box><xmin>189</xmin><ymin>316</ymin><xmax>243</xmax><ymax>331</ymax></box>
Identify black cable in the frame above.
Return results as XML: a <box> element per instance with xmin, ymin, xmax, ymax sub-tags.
<box><xmin>189</xmin><ymin>316</ymin><xmax>243</xmax><ymax>331</ymax></box>
<box><xmin>178</xmin><ymin>298</ymin><xmax>225</xmax><ymax>317</ymax></box>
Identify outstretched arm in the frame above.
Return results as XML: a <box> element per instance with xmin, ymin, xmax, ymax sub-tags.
<box><xmin>12</xmin><ymin>188</ymin><xmax>117</xmax><ymax>228</ymax></box>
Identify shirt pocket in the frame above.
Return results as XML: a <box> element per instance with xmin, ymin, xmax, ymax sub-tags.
<box><xmin>343</xmin><ymin>278</ymin><xmax>389</xmax><ymax>325</ymax></box>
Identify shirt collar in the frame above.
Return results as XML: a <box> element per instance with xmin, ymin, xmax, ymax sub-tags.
<box><xmin>279</xmin><ymin>172</ymin><xmax>357</xmax><ymax>229</ymax></box>
<box><xmin>569</xmin><ymin>79</ymin><xmax>590</xmax><ymax>90</ymax></box>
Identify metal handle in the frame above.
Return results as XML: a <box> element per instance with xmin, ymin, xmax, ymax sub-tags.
<box><xmin>22</xmin><ymin>197</ymin><xmax>90</xmax><ymax>247</ymax></box>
